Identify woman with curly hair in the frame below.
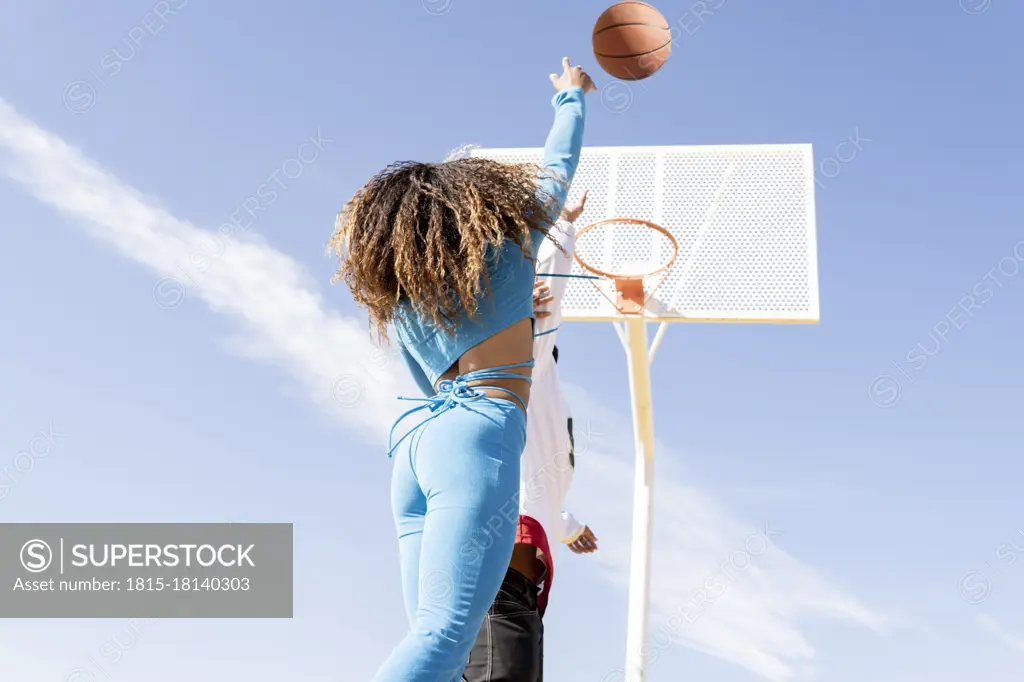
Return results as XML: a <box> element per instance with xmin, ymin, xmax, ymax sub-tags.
<box><xmin>329</xmin><ymin>58</ymin><xmax>594</xmax><ymax>681</ymax></box>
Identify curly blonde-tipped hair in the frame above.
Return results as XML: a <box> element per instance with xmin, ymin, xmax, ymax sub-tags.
<box><xmin>328</xmin><ymin>157</ymin><xmax>561</xmax><ymax>340</ymax></box>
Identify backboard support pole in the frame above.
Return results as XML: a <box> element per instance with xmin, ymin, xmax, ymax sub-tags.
<box><xmin>622</xmin><ymin>318</ymin><xmax>657</xmax><ymax>682</ymax></box>
<box><xmin>648</xmin><ymin>322</ymin><xmax>669</xmax><ymax>364</ymax></box>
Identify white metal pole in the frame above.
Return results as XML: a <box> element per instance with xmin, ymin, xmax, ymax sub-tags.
<box><xmin>622</xmin><ymin>318</ymin><xmax>657</xmax><ymax>682</ymax></box>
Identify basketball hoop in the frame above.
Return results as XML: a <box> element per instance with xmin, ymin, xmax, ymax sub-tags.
<box><xmin>573</xmin><ymin>218</ymin><xmax>680</xmax><ymax>315</ymax></box>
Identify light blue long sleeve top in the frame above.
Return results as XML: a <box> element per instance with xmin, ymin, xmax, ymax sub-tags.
<box><xmin>393</xmin><ymin>86</ymin><xmax>587</xmax><ymax>396</ymax></box>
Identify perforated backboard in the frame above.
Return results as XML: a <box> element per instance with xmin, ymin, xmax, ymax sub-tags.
<box><xmin>471</xmin><ymin>144</ymin><xmax>820</xmax><ymax>323</ymax></box>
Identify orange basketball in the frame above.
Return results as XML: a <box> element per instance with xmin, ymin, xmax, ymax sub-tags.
<box><xmin>592</xmin><ymin>2</ymin><xmax>672</xmax><ymax>81</ymax></box>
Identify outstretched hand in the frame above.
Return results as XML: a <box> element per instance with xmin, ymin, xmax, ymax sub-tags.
<box><xmin>533</xmin><ymin>280</ymin><xmax>554</xmax><ymax>319</ymax></box>
<box><xmin>550</xmin><ymin>57</ymin><xmax>597</xmax><ymax>95</ymax></box>
<box><xmin>568</xmin><ymin>526</ymin><xmax>598</xmax><ymax>554</ymax></box>
<box><xmin>560</xmin><ymin>189</ymin><xmax>589</xmax><ymax>223</ymax></box>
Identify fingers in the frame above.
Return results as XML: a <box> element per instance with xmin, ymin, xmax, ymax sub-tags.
<box><xmin>552</xmin><ymin>57</ymin><xmax>572</xmax><ymax>89</ymax></box>
<box><xmin>578</xmin><ymin>189</ymin><xmax>589</xmax><ymax>207</ymax></box>
<box><xmin>575</xmin><ymin>528</ymin><xmax>599</xmax><ymax>553</ymax></box>
<box><xmin>534</xmin><ymin>279</ymin><xmax>553</xmax><ymax>317</ymax></box>
<box><xmin>534</xmin><ymin>282</ymin><xmax>553</xmax><ymax>317</ymax></box>
<box><xmin>571</xmin><ymin>540</ymin><xmax>595</xmax><ymax>554</ymax></box>
<box><xmin>553</xmin><ymin>58</ymin><xmax>597</xmax><ymax>95</ymax></box>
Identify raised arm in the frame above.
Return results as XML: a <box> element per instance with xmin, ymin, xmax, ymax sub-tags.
<box><xmin>532</xmin><ymin>219</ymin><xmax>573</xmax><ymax>341</ymax></box>
<box><xmin>535</xmin><ymin>58</ymin><xmax>594</xmax><ymax>234</ymax></box>
<box><xmin>532</xmin><ymin>190</ymin><xmax>587</xmax><ymax>360</ymax></box>
<box><xmin>537</xmin><ymin>89</ymin><xmax>585</xmax><ymax>220</ymax></box>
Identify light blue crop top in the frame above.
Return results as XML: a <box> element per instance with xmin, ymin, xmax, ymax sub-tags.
<box><xmin>392</xmin><ymin>86</ymin><xmax>587</xmax><ymax>396</ymax></box>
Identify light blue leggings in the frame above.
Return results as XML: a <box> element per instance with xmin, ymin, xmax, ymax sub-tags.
<box><xmin>373</xmin><ymin>363</ymin><xmax>532</xmax><ymax>682</ymax></box>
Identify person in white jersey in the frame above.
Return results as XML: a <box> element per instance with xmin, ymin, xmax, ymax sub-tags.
<box><xmin>463</xmin><ymin>191</ymin><xmax>599</xmax><ymax>682</ymax></box>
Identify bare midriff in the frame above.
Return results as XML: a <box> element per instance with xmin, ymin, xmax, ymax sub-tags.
<box><xmin>435</xmin><ymin>317</ymin><xmax>535</xmax><ymax>412</ymax></box>
<box><xmin>509</xmin><ymin>542</ymin><xmax>547</xmax><ymax>583</ymax></box>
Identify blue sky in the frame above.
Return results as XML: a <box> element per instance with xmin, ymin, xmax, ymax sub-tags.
<box><xmin>1</xmin><ymin>0</ymin><xmax>1022</xmax><ymax>680</ymax></box>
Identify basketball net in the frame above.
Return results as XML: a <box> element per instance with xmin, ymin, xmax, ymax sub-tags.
<box><xmin>573</xmin><ymin>218</ymin><xmax>679</xmax><ymax>315</ymax></box>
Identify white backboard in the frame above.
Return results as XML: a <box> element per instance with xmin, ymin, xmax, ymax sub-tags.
<box><xmin>471</xmin><ymin>144</ymin><xmax>820</xmax><ymax>323</ymax></box>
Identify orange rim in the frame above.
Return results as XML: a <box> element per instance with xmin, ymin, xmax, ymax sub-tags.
<box><xmin>573</xmin><ymin>218</ymin><xmax>679</xmax><ymax>281</ymax></box>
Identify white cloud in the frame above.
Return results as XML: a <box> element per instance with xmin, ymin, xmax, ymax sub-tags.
<box><xmin>0</xmin><ymin>97</ymin><xmax>888</xmax><ymax>681</ymax></box>
<box><xmin>563</xmin><ymin>387</ymin><xmax>888</xmax><ymax>680</ymax></box>
<box><xmin>0</xmin><ymin>98</ymin><xmax>413</xmax><ymax>442</ymax></box>
<box><xmin>978</xmin><ymin>614</ymin><xmax>1024</xmax><ymax>653</ymax></box>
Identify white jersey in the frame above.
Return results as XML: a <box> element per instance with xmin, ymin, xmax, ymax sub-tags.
<box><xmin>520</xmin><ymin>218</ymin><xmax>585</xmax><ymax>547</ymax></box>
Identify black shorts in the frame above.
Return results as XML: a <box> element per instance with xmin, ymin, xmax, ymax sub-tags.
<box><xmin>463</xmin><ymin>567</ymin><xmax>543</xmax><ymax>682</ymax></box>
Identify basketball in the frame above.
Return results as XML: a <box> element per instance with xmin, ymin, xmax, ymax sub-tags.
<box><xmin>592</xmin><ymin>2</ymin><xmax>672</xmax><ymax>81</ymax></box>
